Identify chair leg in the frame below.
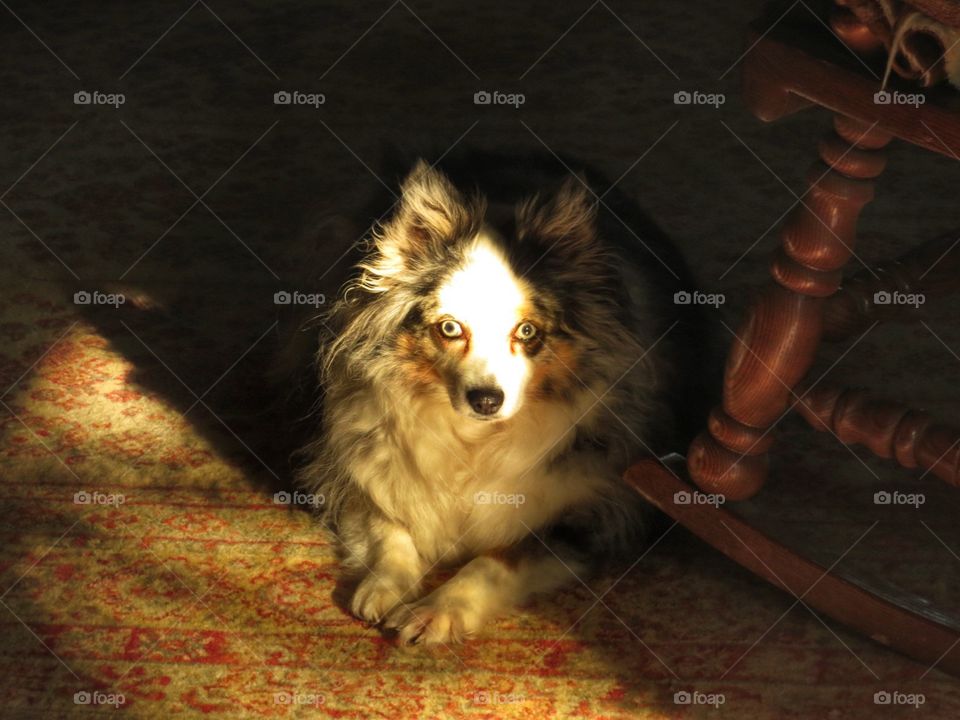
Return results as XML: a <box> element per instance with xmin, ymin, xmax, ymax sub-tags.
<box><xmin>687</xmin><ymin>115</ymin><xmax>894</xmax><ymax>500</ymax></box>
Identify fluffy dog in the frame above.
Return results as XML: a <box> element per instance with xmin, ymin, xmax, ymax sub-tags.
<box><xmin>295</xmin><ymin>152</ymin><xmax>710</xmax><ymax>644</ymax></box>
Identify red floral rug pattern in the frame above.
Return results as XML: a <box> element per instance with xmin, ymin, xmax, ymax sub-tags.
<box><xmin>2</xmin><ymin>273</ymin><xmax>959</xmax><ymax>718</ymax></box>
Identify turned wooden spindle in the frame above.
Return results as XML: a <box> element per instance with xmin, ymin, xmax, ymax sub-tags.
<box><xmin>829</xmin><ymin>5</ymin><xmax>885</xmax><ymax>57</ymax></box>
<box><xmin>823</xmin><ymin>232</ymin><xmax>960</xmax><ymax>341</ymax></box>
<box><xmin>797</xmin><ymin>384</ymin><xmax>960</xmax><ymax>487</ymax></box>
<box><xmin>687</xmin><ymin>116</ymin><xmax>894</xmax><ymax>500</ymax></box>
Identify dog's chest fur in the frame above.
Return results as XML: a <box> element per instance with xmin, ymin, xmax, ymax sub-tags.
<box><xmin>342</xmin><ymin>387</ymin><xmax>610</xmax><ymax>563</ymax></box>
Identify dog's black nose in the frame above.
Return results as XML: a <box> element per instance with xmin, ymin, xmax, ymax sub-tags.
<box><xmin>466</xmin><ymin>387</ymin><xmax>504</xmax><ymax>415</ymax></box>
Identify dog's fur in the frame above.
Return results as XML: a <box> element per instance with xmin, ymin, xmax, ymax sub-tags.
<box><xmin>294</xmin><ymin>151</ymin><xmax>711</xmax><ymax>644</ymax></box>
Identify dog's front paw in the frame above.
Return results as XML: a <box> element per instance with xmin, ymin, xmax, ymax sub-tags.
<box><xmin>384</xmin><ymin>596</ymin><xmax>484</xmax><ymax>645</ymax></box>
<box><xmin>350</xmin><ymin>573</ymin><xmax>418</xmax><ymax>624</ymax></box>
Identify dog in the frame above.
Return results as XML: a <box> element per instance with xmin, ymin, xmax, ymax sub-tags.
<box><xmin>293</xmin><ymin>151</ymin><xmax>712</xmax><ymax>644</ymax></box>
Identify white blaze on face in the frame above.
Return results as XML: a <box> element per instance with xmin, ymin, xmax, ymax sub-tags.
<box><xmin>436</xmin><ymin>231</ymin><xmax>531</xmax><ymax>418</ymax></box>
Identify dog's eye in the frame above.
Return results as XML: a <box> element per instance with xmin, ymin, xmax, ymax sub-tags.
<box><xmin>439</xmin><ymin>319</ymin><xmax>464</xmax><ymax>338</ymax></box>
<box><xmin>514</xmin><ymin>322</ymin><xmax>537</xmax><ymax>341</ymax></box>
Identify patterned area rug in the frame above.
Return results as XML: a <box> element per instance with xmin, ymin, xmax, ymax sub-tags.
<box><xmin>2</xmin><ymin>0</ymin><xmax>960</xmax><ymax>717</ymax></box>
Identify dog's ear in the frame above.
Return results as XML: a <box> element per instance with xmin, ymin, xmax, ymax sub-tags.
<box><xmin>547</xmin><ymin>175</ymin><xmax>598</xmax><ymax>248</ymax></box>
<box><xmin>390</xmin><ymin>160</ymin><xmax>470</xmax><ymax>253</ymax></box>
<box><xmin>362</xmin><ymin>160</ymin><xmax>477</xmax><ymax>287</ymax></box>
<box><xmin>519</xmin><ymin>174</ymin><xmax>598</xmax><ymax>255</ymax></box>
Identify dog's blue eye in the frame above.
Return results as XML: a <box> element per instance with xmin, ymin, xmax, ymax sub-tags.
<box><xmin>439</xmin><ymin>320</ymin><xmax>463</xmax><ymax>338</ymax></box>
<box><xmin>515</xmin><ymin>322</ymin><xmax>537</xmax><ymax>340</ymax></box>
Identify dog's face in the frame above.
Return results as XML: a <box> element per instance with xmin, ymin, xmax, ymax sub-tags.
<box><xmin>431</xmin><ymin>234</ymin><xmax>543</xmax><ymax>420</ymax></box>
<box><xmin>350</xmin><ymin>160</ymin><xmax>619</xmax><ymax>423</ymax></box>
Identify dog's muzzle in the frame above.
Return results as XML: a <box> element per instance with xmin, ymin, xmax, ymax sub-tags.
<box><xmin>466</xmin><ymin>387</ymin><xmax>504</xmax><ymax>416</ymax></box>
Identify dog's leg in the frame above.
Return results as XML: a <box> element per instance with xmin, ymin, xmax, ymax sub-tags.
<box><xmin>349</xmin><ymin>516</ymin><xmax>426</xmax><ymax>623</ymax></box>
<box><xmin>384</xmin><ymin>537</ymin><xmax>585</xmax><ymax>644</ymax></box>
